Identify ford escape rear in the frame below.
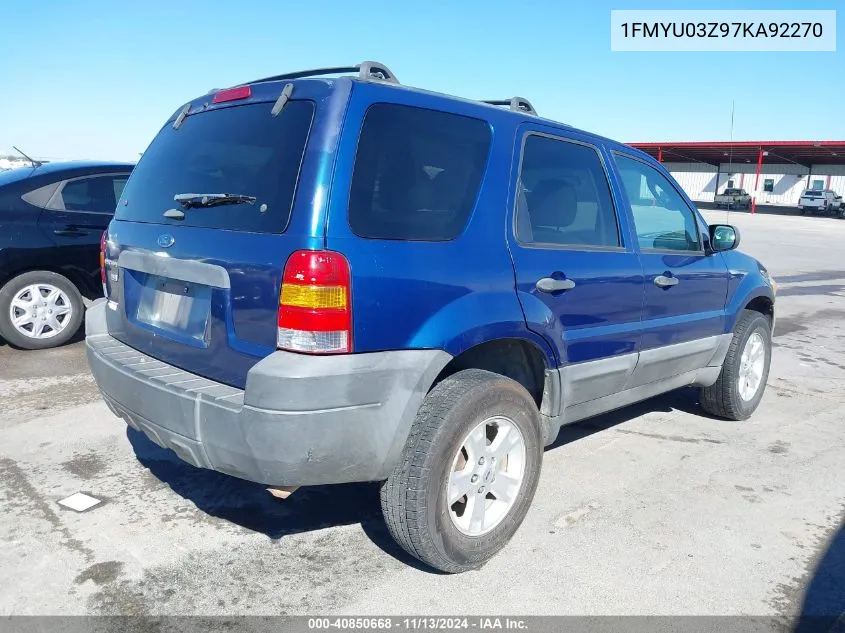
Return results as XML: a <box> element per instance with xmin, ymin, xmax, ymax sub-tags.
<box><xmin>86</xmin><ymin>61</ymin><xmax>776</xmax><ymax>573</ymax></box>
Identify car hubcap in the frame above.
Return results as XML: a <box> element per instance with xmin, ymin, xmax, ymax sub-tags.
<box><xmin>447</xmin><ymin>416</ymin><xmax>526</xmax><ymax>537</ymax></box>
<box><xmin>738</xmin><ymin>331</ymin><xmax>766</xmax><ymax>401</ymax></box>
<box><xmin>9</xmin><ymin>284</ymin><xmax>73</xmax><ymax>340</ymax></box>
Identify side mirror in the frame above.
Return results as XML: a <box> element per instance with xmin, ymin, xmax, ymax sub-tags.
<box><xmin>709</xmin><ymin>224</ymin><xmax>741</xmax><ymax>252</ymax></box>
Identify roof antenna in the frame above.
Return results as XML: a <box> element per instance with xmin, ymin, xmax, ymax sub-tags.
<box><xmin>726</xmin><ymin>100</ymin><xmax>735</xmax><ymax>223</ymax></box>
<box><xmin>12</xmin><ymin>146</ymin><xmax>43</xmax><ymax>168</ymax></box>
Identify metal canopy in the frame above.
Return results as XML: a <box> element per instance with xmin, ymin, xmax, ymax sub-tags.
<box><xmin>629</xmin><ymin>141</ymin><xmax>845</xmax><ymax>167</ymax></box>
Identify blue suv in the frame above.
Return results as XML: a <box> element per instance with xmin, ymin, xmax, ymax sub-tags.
<box><xmin>86</xmin><ymin>62</ymin><xmax>776</xmax><ymax>573</ymax></box>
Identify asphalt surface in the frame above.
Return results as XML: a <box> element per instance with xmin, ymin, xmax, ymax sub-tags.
<box><xmin>1</xmin><ymin>209</ymin><xmax>844</xmax><ymax>618</ymax></box>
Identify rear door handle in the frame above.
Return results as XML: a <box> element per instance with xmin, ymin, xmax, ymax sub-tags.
<box><xmin>536</xmin><ymin>277</ymin><xmax>576</xmax><ymax>293</ymax></box>
<box><xmin>53</xmin><ymin>228</ymin><xmax>86</xmax><ymax>237</ymax></box>
<box><xmin>654</xmin><ymin>274</ymin><xmax>679</xmax><ymax>288</ymax></box>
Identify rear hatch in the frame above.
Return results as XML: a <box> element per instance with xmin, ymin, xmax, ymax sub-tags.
<box><xmin>104</xmin><ymin>81</ymin><xmax>340</xmax><ymax>388</ymax></box>
<box><xmin>801</xmin><ymin>191</ymin><xmax>823</xmax><ymax>206</ymax></box>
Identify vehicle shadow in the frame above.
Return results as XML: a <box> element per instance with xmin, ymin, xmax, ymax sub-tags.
<box><xmin>125</xmin><ymin>428</ymin><xmax>433</xmax><ymax>571</ymax></box>
<box><xmin>792</xmin><ymin>515</ymin><xmax>845</xmax><ymax>632</ymax></box>
<box><xmin>127</xmin><ymin>386</ymin><xmax>712</xmax><ymax>574</ymax></box>
<box><xmin>546</xmin><ymin>386</ymin><xmax>718</xmax><ymax>450</ymax></box>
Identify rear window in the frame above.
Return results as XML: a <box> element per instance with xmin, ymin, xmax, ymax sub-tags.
<box><xmin>115</xmin><ymin>101</ymin><xmax>314</xmax><ymax>233</ymax></box>
<box><xmin>348</xmin><ymin>103</ymin><xmax>491</xmax><ymax>241</ymax></box>
<box><xmin>803</xmin><ymin>190</ymin><xmax>821</xmax><ymax>197</ymax></box>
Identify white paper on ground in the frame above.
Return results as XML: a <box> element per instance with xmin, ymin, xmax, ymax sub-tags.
<box><xmin>57</xmin><ymin>492</ymin><xmax>102</xmax><ymax>512</ymax></box>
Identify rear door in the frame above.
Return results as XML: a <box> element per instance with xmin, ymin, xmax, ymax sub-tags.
<box><xmin>36</xmin><ymin>173</ymin><xmax>128</xmax><ymax>295</ymax></box>
<box><xmin>610</xmin><ymin>151</ymin><xmax>730</xmax><ymax>385</ymax></box>
<box><xmin>507</xmin><ymin>125</ymin><xmax>644</xmax><ymax>407</ymax></box>
<box><xmin>104</xmin><ymin>84</ymin><xmax>331</xmax><ymax>389</ymax></box>
<box><xmin>38</xmin><ymin>173</ymin><xmax>128</xmax><ymax>237</ymax></box>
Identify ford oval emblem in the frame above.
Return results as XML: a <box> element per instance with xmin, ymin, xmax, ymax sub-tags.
<box><xmin>157</xmin><ymin>234</ymin><xmax>175</xmax><ymax>249</ymax></box>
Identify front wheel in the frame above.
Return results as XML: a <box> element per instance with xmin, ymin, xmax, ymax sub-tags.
<box><xmin>380</xmin><ymin>369</ymin><xmax>543</xmax><ymax>573</ymax></box>
<box><xmin>700</xmin><ymin>310</ymin><xmax>772</xmax><ymax>420</ymax></box>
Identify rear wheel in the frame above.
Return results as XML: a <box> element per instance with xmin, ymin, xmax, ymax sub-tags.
<box><xmin>700</xmin><ymin>310</ymin><xmax>772</xmax><ymax>421</ymax></box>
<box><xmin>0</xmin><ymin>271</ymin><xmax>84</xmax><ymax>350</ymax></box>
<box><xmin>380</xmin><ymin>369</ymin><xmax>543</xmax><ymax>573</ymax></box>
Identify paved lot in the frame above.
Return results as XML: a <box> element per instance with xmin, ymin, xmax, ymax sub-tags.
<box><xmin>1</xmin><ymin>210</ymin><xmax>844</xmax><ymax>618</ymax></box>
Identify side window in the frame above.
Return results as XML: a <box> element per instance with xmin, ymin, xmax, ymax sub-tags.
<box><xmin>54</xmin><ymin>176</ymin><xmax>119</xmax><ymax>213</ymax></box>
<box><xmin>514</xmin><ymin>135</ymin><xmax>620</xmax><ymax>248</ymax></box>
<box><xmin>614</xmin><ymin>154</ymin><xmax>701</xmax><ymax>252</ymax></box>
<box><xmin>20</xmin><ymin>181</ymin><xmax>62</xmax><ymax>208</ymax></box>
<box><xmin>348</xmin><ymin>104</ymin><xmax>491</xmax><ymax>241</ymax></box>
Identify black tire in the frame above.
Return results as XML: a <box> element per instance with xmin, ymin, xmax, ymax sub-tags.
<box><xmin>380</xmin><ymin>369</ymin><xmax>543</xmax><ymax>573</ymax></box>
<box><xmin>0</xmin><ymin>271</ymin><xmax>84</xmax><ymax>350</ymax></box>
<box><xmin>700</xmin><ymin>310</ymin><xmax>772</xmax><ymax>421</ymax></box>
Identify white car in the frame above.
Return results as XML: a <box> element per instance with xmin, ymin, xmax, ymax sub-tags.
<box><xmin>799</xmin><ymin>189</ymin><xmax>841</xmax><ymax>216</ymax></box>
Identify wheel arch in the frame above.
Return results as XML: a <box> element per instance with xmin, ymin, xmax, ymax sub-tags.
<box><xmin>431</xmin><ymin>337</ymin><xmax>556</xmax><ymax>414</ymax></box>
<box><xmin>744</xmin><ymin>294</ymin><xmax>774</xmax><ymax>323</ymax></box>
<box><xmin>0</xmin><ymin>263</ymin><xmax>94</xmax><ymax>300</ymax></box>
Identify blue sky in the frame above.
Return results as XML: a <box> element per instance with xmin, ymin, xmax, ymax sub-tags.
<box><xmin>0</xmin><ymin>0</ymin><xmax>842</xmax><ymax>161</ymax></box>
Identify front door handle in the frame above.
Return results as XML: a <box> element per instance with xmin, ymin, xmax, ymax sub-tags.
<box><xmin>654</xmin><ymin>274</ymin><xmax>679</xmax><ymax>288</ymax></box>
<box><xmin>536</xmin><ymin>277</ymin><xmax>576</xmax><ymax>293</ymax></box>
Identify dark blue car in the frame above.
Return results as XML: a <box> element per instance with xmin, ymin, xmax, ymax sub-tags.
<box><xmin>85</xmin><ymin>62</ymin><xmax>776</xmax><ymax>573</ymax></box>
<box><xmin>0</xmin><ymin>161</ymin><xmax>133</xmax><ymax>349</ymax></box>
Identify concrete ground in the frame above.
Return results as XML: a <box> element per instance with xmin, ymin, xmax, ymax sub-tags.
<box><xmin>1</xmin><ymin>210</ymin><xmax>844</xmax><ymax>618</ymax></box>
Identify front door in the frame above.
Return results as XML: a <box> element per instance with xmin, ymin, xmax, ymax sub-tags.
<box><xmin>611</xmin><ymin>152</ymin><xmax>730</xmax><ymax>386</ymax></box>
<box><xmin>507</xmin><ymin>126</ymin><xmax>644</xmax><ymax>409</ymax></box>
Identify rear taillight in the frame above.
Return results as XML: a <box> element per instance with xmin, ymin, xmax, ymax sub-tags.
<box><xmin>99</xmin><ymin>230</ymin><xmax>107</xmax><ymax>294</ymax></box>
<box><xmin>277</xmin><ymin>250</ymin><xmax>352</xmax><ymax>354</ymax></box>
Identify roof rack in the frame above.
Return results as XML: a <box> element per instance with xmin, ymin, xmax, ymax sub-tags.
<box><xmin>483</xmin><ymin>97</ymin><xmax>537</xmax><ymax>116</ymax></box>
<box><xmin>240</xmin><ymin>61</ymin><xmax>399</xmax><ymax>86</ymax></box>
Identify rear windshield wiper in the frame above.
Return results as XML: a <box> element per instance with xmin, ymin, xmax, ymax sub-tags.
<box><xmin>174</xmin><ymin>192</ymin><xmax>257</xmax><ymax>208</ymax></box>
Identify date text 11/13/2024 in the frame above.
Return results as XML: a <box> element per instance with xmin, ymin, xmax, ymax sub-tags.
<box><xmin>308</xmin><ymin>617</ymin><xmax>528</xmax><ymax>630</ymax></box>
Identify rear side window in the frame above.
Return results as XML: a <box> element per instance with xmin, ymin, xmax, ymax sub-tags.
<box><xmin>116</xmin><ymin>101</ymin><xmax>314</xmax><ymax>233</ymax></box>
<box><xmin>515</xmin><ymin>135</ymin><xmax>620</xmax><ymax>248</ymax></box>
<box><xmin>59</xmin><ymin>176</ymin><xmax>121</xmax><ymax>213</ymax></box>
<box><xmin>348</xmin><ymin>104</ymin><xmax>491</xmax><ymax>241</ymax></box>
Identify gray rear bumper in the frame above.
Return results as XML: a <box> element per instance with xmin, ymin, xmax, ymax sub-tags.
<box><xmin>85</xmin><ymin>299</ymin><xmax>450</xmax><ymax>486</ymax></box>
